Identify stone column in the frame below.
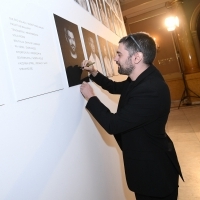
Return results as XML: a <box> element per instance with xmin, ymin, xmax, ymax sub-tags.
<box><xmin>166</xmin><ymin>0</ymin><xmax>200</xmax><ymax>74</ymax></box>
<box><xmin>191</xmin><ymin>31</ymin><xmax>200</xmax><ymax>67</ymax></box>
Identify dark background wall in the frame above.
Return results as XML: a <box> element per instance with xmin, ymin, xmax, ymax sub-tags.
<box><xmin>183</xmin><ymin>0</ymin><xmax>200</xmax><ymax>23</ymax></box>
<box><xmin>129</xmin><ymin>13</ymin><xmax>180</xmax><ymax>75</ymax></box>
<box><xmin>124</xmin><ymin>0</ymin><xmax>200</xmax><ymax>101</ymax></box>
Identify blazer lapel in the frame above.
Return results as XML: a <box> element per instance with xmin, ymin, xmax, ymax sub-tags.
<box><xmin>118</xmin><ymin>65</ymin><xmax>157</xmax><ymax>109</ymax></box>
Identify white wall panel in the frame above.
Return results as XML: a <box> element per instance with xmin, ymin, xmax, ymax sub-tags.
<box><xmin>0</xmin><ymin>0</ymin><xmax>134</xmax><ymax>199</ymax></box>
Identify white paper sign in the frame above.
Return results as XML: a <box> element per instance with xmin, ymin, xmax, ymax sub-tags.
<box><xmin>0</xmin><ymin>3</ymin><xmax>63</xmax><ymax>101</ymax></box>
<box><xmin>0</xmin><ymin>63</ymin><xmax>5</xmax><ymax>105</ymax></box>
<box><xmin>0</xmin><ymin>25</ymin><xmax>6</xmax><ymax>106</ymax></box>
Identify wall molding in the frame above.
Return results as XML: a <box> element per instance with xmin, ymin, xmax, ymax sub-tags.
<box><xmin>190</xmin><ymin>2</ymin><xmax>200</xmax><ymax>66</ymax></box>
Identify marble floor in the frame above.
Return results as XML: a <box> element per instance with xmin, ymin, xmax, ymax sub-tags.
<box><xmin>166</xmin><ymin>104</ymin><xmax>200</xmax><ymax>199</ymax></box>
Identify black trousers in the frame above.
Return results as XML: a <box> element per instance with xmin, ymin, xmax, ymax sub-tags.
<box><xmin>135</xmin><ymin>188</ymin><xmax>178</xmax><ymax>200</ymax></box>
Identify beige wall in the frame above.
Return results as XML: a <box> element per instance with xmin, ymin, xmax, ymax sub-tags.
<box><xmin>124</xmin><ymin>2</ymin><xmax>200</xmax><ymax>102</ymax></box>
<box><xmin>128</xmin><ymin>13</ymin><xmax>180</xmax><ymax>75</ymax></box>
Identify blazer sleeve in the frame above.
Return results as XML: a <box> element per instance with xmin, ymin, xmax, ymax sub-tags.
<box><xmin>86</xmin><ymin>85</ymin><xmax>162</xmax><ymax>135</ymax></box>
<box><xmin>89</xmin><ymin>72</ymin><xmax>128</xmax><ymax>95</ymax></box>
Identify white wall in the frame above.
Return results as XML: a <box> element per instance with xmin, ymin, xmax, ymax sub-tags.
<box><xmin>0</xmin><ymin>0</ymin><xmax>135</xmax><ymax>199</ymax></box>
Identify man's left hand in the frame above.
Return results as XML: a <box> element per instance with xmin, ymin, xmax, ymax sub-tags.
<box><xmin>80</xmin><ymin>81</ymin><xmax>95</xmax><ymax>101</ymax></box>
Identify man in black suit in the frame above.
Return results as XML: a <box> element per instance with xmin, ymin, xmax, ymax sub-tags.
<box><xmin>54</xmin><ymin>14</ymin><xmax>89</xmax><ymax>87</ymax></box>
<box><xmin>80</xmin><ymin>32</ymin><xmax>183</xmax><ymax>199</ymax></box>
<box><xmin>63</xmin><ymin>26</ymin><xmax>89</xmax><ymax>87</ymax></box>
<box><xmin>64</xmin><ymin>27</ymin><xmax>78</xmax><ymax>61</ymax></box>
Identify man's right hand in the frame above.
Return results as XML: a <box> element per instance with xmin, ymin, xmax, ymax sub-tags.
<box><xmin>81</xmin><ymin>60</ymin><xmax>98</xmax><ymax>77</ymax></box>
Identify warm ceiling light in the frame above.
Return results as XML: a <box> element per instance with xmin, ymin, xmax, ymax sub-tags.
<box><xmin>165</xmin><ymin>16</ymin><xmax>179</xmax><ymax>31</ymax></box>
<box><xmin>174</xmin><ymin>16</ymin><xmax>179</xmax><ymax>27</ymax></box>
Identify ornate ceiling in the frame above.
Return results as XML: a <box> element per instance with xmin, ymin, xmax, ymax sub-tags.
<box><xmin>119</xmin><ymin>0</ymin><xmax>170</xmax><ymax>19</ymax></box>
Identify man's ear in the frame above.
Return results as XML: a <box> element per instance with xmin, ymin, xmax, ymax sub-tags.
<box><xmin>133</xmin><ymin>52</ymin><xmax>143</xmax><ymax>64</ymax></box>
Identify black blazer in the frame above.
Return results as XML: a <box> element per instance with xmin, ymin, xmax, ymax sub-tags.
<box><xmin>86</xmin><ymin>65</ymin><xmax>183</xmax><ymax>197</ymax></box>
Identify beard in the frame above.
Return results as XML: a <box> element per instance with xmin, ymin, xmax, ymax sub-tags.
<box><xmin>117</xmin><ymin>56</ymin><xmax>135</xmax><ymax>75</ymax></box>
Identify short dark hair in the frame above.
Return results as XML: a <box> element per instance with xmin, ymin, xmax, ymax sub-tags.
<box><xmin>64</xmin><ymin>24</ymin><xmax>74</xmax><ymax>35</ymax></box>
<box><xmin>119</xmin><ymin>32</ymin><xmax>156</xmax><ymax>64</ymax></box>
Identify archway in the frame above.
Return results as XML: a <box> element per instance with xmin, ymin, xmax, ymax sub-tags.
<box><xmin>197</xmin><ymin>13</ymin><xmax>200</xmax><ymax>44</ymax></box>
<box><xmin>190</xmin><ymin>3</ymin><xmax>200</xmax><ymax>66</ymax></box>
